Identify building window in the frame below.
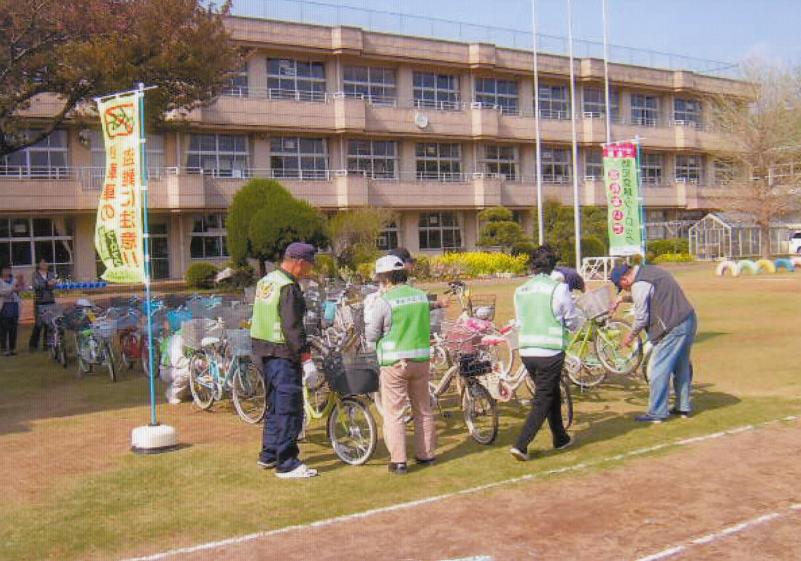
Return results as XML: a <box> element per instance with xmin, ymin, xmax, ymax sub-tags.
<box><xmin>538</xmin><ymin>84</ymin><xmax>570</xmax><ymax>120</ymax></box>
<box><xmin>223</xmin><ymin>64</ymin><xmax>249</xmax><ymax>97</ymax></box>
<box><xmin>481</xmin><ymin>144</ymin><xmax>518</xmax><ymax>180</ymax></box>
<box><xmin>415</xmin><ymin>143</ymin><xmax>462</xmax><ymax>181</ymax></box>
<box><xmin>631</xmin><ymin>93</ymin><xmax>660</xmax><ymax>127</ymax></box>
<box><xmin>90</xmin><ymin>131</ymin><xmax>166</xmax><ymax>188</ymax></box>
<box><xmin>270</xmin><ymin>137</ymin><xmax>328</xmax><ymax>180</ymax></box>
<box><xmin>640</xmin><ymin>152</ymin><xmax>664</xmax><ymax>184</ymax></box>
<box><xmin>673</xmin><ymin>98</ymin><xmax>703</xmax><ymax>127</ymax></box>
<box><xmin>413</xmin><ymin>72</ymin><xmax>460</xmax><ymax>110</ymax></box>
<box><xmin>582</xmin><ymin>87</ymin><xmax>620</xmax><ymax>119</ymax></box>
<box><xmin>343</xmin><ymin>66</ymin><xmax>396</xmax><ymax>105</ymax></box>
<box><xmin>267</xmin><ymin>58</ymin><xmax>326</xmax><ymax>102</ymax></box>
<box><xmin>541</xmin><ymin>146</ymin><xmax>571</xmax><ymax>183</ymax></box>
<box><xmin>584</xmin><ymin>148</ymin><xmax>603</xmax><ymax>180</ymax></box>
<box><xmin>186</xmin><ymin>134</ymin><xmax>249</xmax><ymax>177</ymax></box>
<box><xmin>0</xmin><ymin>130</ymin><xmax>68</xmax><ymax>178</ymax></box>
<box><xmin>675</xmin><ymin>154</ymin><xmax>704</xmax><ymax>183</ymax></box>
<box><xmin>347</xmin><ymin>140</ymin><xmax>397</xmax><ymax>179</ymax></box>
<box><xmin>474</xmin><ymin>78</ymin><xmax>519</xmax><ymax>115</ymax></box>
<box><xmin>0</xmin><ymin>217</ymin><xmax>73</xmax><ymax>277</ymax></box>
<box><xmin>190</xmin><ymin>214</ymin><xmax>228</xmax><ymax>259</ymax></box>
<box><xmin>377</xmin><ymin>221</ymin><xmax>400</xmax><ymax>251</ymax></box>
<box><xmin>419</xmin><ymin>212</ymin><xmax>462</xmax><ymax>250</ymax></box>
<box><xmin>713</xmin><ymin>159</ymin><xmax>734</xmax><ymax>185</ymax></box>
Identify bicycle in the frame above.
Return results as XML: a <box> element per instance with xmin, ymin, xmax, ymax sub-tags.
<box><xmin>306</xmin><ymin>334</ymin><xmax>378</xmax><ymax>466</ymax></box>
<box><xmin>40</xmin><ymin>304</ymin><xmax>68</xmax><ymax>368</ymax></box>
<box><xmin>185</xmin><ymin>316</ymin><xmax>267</xmax><ymax>424</ymax></box>
<box><xmin>72</xmin><ymin>306</ymin><xmax>118</xmax><ymax>382</ymax></box>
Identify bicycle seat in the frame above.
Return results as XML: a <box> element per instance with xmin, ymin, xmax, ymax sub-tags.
<box><xmin>201</xmin><ymin>336</ymin><xmax>221</xmax><ymax>347</ymax></box>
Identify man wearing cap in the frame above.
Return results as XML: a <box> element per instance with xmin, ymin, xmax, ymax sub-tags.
<box><xmin>365</xmin><ymin>255</ymin><xmax>436</xmax><ymax>474</ymax></box>
<box><xmin>510</xmin><ymin>245</ymin><xmax>581</xmax><ymax>462</ymax></box>
<box><xmin>250</xmin><ymin>242</ymin><xmax>321</xmax><ymax>478</ymax></box>
<box><xmin>610</xmin><ymin>262</ymin><xmax>697</xmax><ymax>423</ymax></box>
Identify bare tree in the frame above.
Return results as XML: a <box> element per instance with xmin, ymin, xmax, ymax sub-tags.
<box><xmin>706</xmin><ymin>63</ymin><xmax>801</xmax><ymax>257</ymax></box>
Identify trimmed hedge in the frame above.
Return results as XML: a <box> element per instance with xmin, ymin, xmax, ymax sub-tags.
<box><xmin>652</xmin><ymin>253</ymin><xmax>694</xmax><ymax>264</ymax></box>
<box><xmin>430</xmin><ymin>252</ymin><xmax>528</xmax><ymax>278</ymax></box>
<box><xmin>185</xmin><ymin>262</ymin><xmax>219</xmax><ymax>289</ymax></box>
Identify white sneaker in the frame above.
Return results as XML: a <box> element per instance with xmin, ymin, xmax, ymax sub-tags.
<box><xmin>510</xmin><ymin>447</ymin><xmax>530</xmax><ymax>462</ymax></box>
<box><xmin>275</xmin><ymin>463</ymin><xmax>319</xmax><ymax>479</ymax></box>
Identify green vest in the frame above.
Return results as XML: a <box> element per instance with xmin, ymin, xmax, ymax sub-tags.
<box><xmin>514</xmin><ymin>274</ymin><xmax>567</xmax><ymax>352</ymax></box>
<box><xmin>377</xmin><ymin>285</ymin><xmax>431</xmax><ymax>366</ymax></box>
<box><xmin>250</xmin><ymin>269</ymin><xmax>294</xmax><ymax>343</ymax></box>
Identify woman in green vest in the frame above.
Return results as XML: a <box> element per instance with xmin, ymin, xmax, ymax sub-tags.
<box><xmin>365</xmin><ymin>255</ymin><xmax>436</xmax><ymax>475</ymax></box>
<box><xmin>510</xmin><ymin>245</ymin><xmax>581</xmax><ymax>462</ymax></box>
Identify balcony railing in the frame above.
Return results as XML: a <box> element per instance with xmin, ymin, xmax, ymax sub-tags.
<box><xmin>0</xmin><ymin>166</ymin><xmax>72</xmax><ymax>179</ymax></box>
<box><xmin>469</xmin><ymin>101</ymin><xmax>520</xmax><ymax>116</ymax></box>
<box><xmin>411</xmin><ymin>98</ymin><xmax>465</xmax><ymax>112</ymax></box>
<box><xmin>221</xmin><ymin>86</ymin><xmax>329</xmax><ymax>102</ymax></box>
<box><xmin>79</xmin><ymin>167</ymin><xmax>180</xmax><ymax>190</ymax></box>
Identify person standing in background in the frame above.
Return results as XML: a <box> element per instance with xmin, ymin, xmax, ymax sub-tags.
<box><xmin>29</xmin><ymin>258</ymin><xmax>57</xmax><ymax>352</ymax></box>
<box><xmin>0</xmin><ymin>265</ymin><xmax>22</xmax><ymax>356</ymax></box>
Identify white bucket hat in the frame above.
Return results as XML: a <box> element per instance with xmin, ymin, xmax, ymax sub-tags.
<box><xmin>374</xmin><ymin>255</ymin><xmax>405</xmax><ymax>275</ymax></box>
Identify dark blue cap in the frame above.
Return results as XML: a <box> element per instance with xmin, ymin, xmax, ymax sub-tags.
<box><xmin>610</xmin><ymin>263</ymin><xmax>631</xmax><ymax>291</ymax></box>
<box><xmin>284</xmin><ymin>242</ymin><xmax>317</xmax><ymax>263</ymax></box>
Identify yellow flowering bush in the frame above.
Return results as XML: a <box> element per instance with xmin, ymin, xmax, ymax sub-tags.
<box><xmin>430</xmin><ymin>252</ymin><xmax>528</xmax><ymax>278</ymax></box>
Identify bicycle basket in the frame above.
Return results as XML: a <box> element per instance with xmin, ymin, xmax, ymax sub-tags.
<box><xmin>457</xmin><ymin>352</ymin><xmax>493</xmax><ymax>378</ymax></box>
<box><xmin>91</xmin><ymin>319</ymin><xmax>117</xmax><ymax>340</ymax></box>
<box><xmin>226</xmin><ymin>329</ymin><xmax>252</xmax><ymax>357</ymax></box>
<box><xmin>329</xmin><ymin>352</ymin><xmax>380</xmax><ymax>396</ymax></box>
<box><xmin>443</xmin><ymin>320</ymin><xmax>481</xmax><ymax>354</ymax></box>
<box><xmin>181</xmin><ymin>318</ymin><xmax>223</xmax><ymax>351</ymax></box>
<box><xmin>62</xmin><ymin>307</ymin><xmax>91</xmax><ymax>331</ymax></box>
<box><xmin>38</xmin><ymin>304</ymin><xmax>65</xmax><ymax>325</ymax></box>
<box><xmin>219</xmin><ymin>306</ymin><xmax>252</xmax><ymax>329</ymax></box>
<box><xmin>470</xmin><ymin>294</ymin><xmax>496</xmax><ymax>321</ymax></box>
<box><xmin>576</xmin><ymin>284</ymin><xmax>614</xmax><ymax>319</ymax></box>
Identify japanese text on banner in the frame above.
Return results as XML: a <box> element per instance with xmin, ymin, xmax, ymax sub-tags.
<box><xmin>603</xmin><ymin>142</ymin><xmax>643</xmax><ymax>256</ymax></box>
<box><xmin>94</xmin><ymin>93</ymin><xmax>144</xmax><ymax>283</ymax></box>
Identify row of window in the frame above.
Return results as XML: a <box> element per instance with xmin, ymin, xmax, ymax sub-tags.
<box><xmin>226</xmin><ymin>58</ymin><xmax>703</xmax><ymax>124</ymax></box>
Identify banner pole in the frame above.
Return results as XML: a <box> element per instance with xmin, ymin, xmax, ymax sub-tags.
<box><xmin>635</xmin><ymin>135</ymin><xmax>647</xmax><ymax>262</ymax></box>
<box><xmin>567</xmin><ymin>0</ymin><xmax>582</xmax><ymax>267</ymax></box>
<box><xmin>531</xmin><ymin>0</ymin><xmax>544</xmax><ymax>245</ymax></box>
<box><xmin>602</xmin><ymin>0</ymin><xmax>612</xmax><ymax>146</ymax></box>
<box><xmin>137</xmin><ymin>83</ymin><xmax>158</xmax><ymax>427</ymax></box>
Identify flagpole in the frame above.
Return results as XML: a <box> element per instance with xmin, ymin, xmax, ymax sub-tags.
<box><xmin>531</xmin><ymin>0</ymin><xmax>544</xmax><ymax>245</ymax></box>
<box><xmin>602</xmin><ymin>0</ymin><xmax>612</xmax><ymax>145</ymax></box>
<box><xmin>567</xmin><ymin>0</ymin><xmax>582</xmax><ymax>267</ymax></box>
<box><xmin>635</xmin><ymin>134</ymin><xmax>648</xmax><ymax>261</ymax></box>
<box><xmin>137</xmin><ymin>83</ymin><xmax>158</xmax><ymax>427</ymax></box>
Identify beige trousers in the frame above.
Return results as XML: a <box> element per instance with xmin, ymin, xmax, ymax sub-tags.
<box><xmin>379</xmin><ymin>360</ymin><xmax>437</xmax><ymax>464</ymax></box>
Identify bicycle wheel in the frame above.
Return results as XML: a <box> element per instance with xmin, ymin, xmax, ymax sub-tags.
<box><xmin>120</xmin><ymin>334</ymin><xmax>135</xmax><ymax>370</ymax></box>
<box><xmin>327</xmin><ymin>397</ymin><xmax>377</xmax><ymax>465</ymax></box>
<box><xmin>232</xmin><ymin>359</ymin><xmax>267</xmax><ymax>424</ymax></box>
<box><xmin>593</xmin><ymin>320</ymin><xmax>643</xmax><ymax>376</ymax></box>
<box><xmin>484</xmin><ymin>329</ymin><xmax>514</xmax><ymax>377</ymax></box>
<box><xmin>57</xmin><ymin>338</ymin><xmax>68</xmax><ymax>368</ymax></box>
<box><xmin>102</xmin><ymin>342</ymin><xmax>117</xmax><ymax>382</ymax></box>
<box><xmin>75</xmin><ymin>333</ymin><xmax>91</xmax><ymax>377</ymax></box>
<box><xmin>462</xmin><ymin>380</ymin><xmax>498</xmax><ymax>445</ymax></box>
<box><xmin>188</xmin><ymin>351</ymin><xmax>215</xmax><ymax>410</ymax></box>
<box><xmin>564</xmin><ymin>353</ymin><xmax>607</xmax><ymax>389</ymax></box>
<box><xmin>523</xmin><ymin>374</ymin><xmax>574</xmax><ymax>429</ymax></box>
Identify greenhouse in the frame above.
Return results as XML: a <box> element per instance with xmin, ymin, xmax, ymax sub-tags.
<box><xmin>688</xmin><ymin>213</ymin><xmax>791</xmax><ymax>260</ymax></box>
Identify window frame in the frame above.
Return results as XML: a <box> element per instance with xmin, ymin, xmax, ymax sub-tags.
<box><xmin>267</xmin><ymin>58</ymin><xmax>327</xmax><ymax>102</ymax></box>
<box><xmin>474</xmin><ymin>77</ymin><xmax>519</xmax><ymax>115</ymax></box>
<box><xmin>190</xmin><ymin>214</ymin><xmax>229</xmax><ymax>260</ymax></box>
<box><xmin>418</xmin><ymin>211</ymin><xmax>462</xmax><ymax>251</ymax></box>
<box><xmin>630</xmin><ymin>93</ymin><xmax>660</xmax><ymax>127</ymax></box>
<box><xmin>481</xmin><ymin>144</ymin><xmax>518</xmax><ymax>180</ymax></box>
<box><xmin>0</xmin><ymin>130</ymin><xmax>69</xmax><ymax>178</ymax></box>
<box><xmin>343</xmin><ymin>65</ymin><xmax>397</xmax><ymax>106</ymax></box>
<box><xmin>186</xmin><ymin>134</ymin><xmax>250</xmax><ymax>178</ymax></box>
<box><xmin>675</xmin><ymin>154</ymin><xmax>704</xmax><ymax>184</ymax></box>
<box><xmin>376</xmin><ymin>220</ymin><xmax>400</xmax><ymax>251</ymax></box>
<box><xmin>412</xmin><ymin>71</ymin><xmax>461</xmax><ymax>111</ymax></box>
<box><xmin>673</xmin><ymin>98</ymin><xmax>703</xmax><ymax>128</ymax></box>
<box><xmin>269</xmin><ymin>136</ymin><xmax>329</xmax><ymax>180</ymax></box>
<box><xmin>540</xmin><ymin>146</ymin><xmax>572</xmax><ymax>183</ymax></box>
<box><xmin>222</xmin><ymin>63</ymin><xmax>250</xmax><ymax>97</ymax></box>
<box><xmin>640</xmin><ymin>152</ymin><xmax>664</xmax><ymax>185</ymax></box>
<box><xmin>582</xmin><ymin>87</ymin><xmax>620</xmax><ymax>120</ymax></box>
<box><xmin>415</xmin><ymin>143</ymin><xmax>463</xmax><ymax>182</ymax></box>
<box><xmin>538</xmin><ymin>84</ymin><xmax>570</xmax><ymax>120</ymax></box>
<box><xmin>346</xmin><ymin>139</ymin><xmax>397</xmax><ymax>180</ymax></box>
<box><xmin>0</xmin><ymin>217</ymin><xmax>73</xmax><ymax>277</ymax></box>
<box><xmin>584</xmin><ymin>148</ymin><xmax>603</xmax><ymax>180</ymax></box>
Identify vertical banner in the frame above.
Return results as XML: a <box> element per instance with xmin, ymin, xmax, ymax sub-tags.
<box><xmin>603</xmin><ymin>142</ymin><xmax>643</xmax><ymax>256</ymax></box>
<box><xmin>94</xmin><ymin>92</ymin><xmax>145</xmax><ymax>283</ymax></box>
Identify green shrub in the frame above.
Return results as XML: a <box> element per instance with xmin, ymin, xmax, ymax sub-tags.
<box><xmin>219</xmin><ymin>263</ymin><xmax>256</xmax><ymax>289</ymax></box>
<box><xmin>652</xmin><ymin>252</ymin><xmax>694</xmax><ymax>264</ymax></box>
<box><xmin>581</xmin><ymin>236</ymin><xmax>606</xmax><ymax>258</ymax></box>
<box><xmin>511</xmin><ymin>240</ymin><xmax>537</xmax><ymax>256</ymax></box>
<box><xmin>185</xmin><ymin>262</ymin><xmax>219</xmax><ymax>289</ymax></box>
<box><xmin>478</xmin><ymin>206</ymin><xmax>530</xmax><ymax>252</ymax></box>
<box><xmin>412</xmin><ymin>254</ymin><xmax>432</xmax><ymax>280</ymax></box>
<box><xmin>314</xmin><ymin>254</ymin><xmax>338</xmax><ymax>279</ymax></box>
<box><xmin>647</xmin><ymin>238</ymin><xmax>689</xmax><ymax>261</ymax></box>
<box><xmin>430</xmin><ymin>252</ymin><xmax>528</xmax><ymax>278</ymax></box>
<box><xmin>356</xmin><ymin>262</ymin><xmax>375</xmax><ymax>282</ymax></box>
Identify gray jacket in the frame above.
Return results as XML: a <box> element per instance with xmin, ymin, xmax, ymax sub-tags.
<box><xmin>631</xmin><ymin>265</ymin><xmax>694</xmax><ymax>344</ymax></box>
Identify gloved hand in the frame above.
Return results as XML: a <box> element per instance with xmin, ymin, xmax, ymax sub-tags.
<box><xmin>302</xmin><ymin>359</ymin><xmax>324</xmax><ymax>390</ymax></box>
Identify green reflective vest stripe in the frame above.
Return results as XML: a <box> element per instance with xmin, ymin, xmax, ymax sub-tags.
<box><xmin>377</xmin><ymin>285</ymin><xmax>431</xmax><ymax>366</ymax></box>
<box><xmin>250</xmin><ymin>269</ymin><xmax>294</xmax><ymax>343</ymax></box>
<box><xmin>514</xmin><ymin>274</ymin><xmax>567</xmax><ymax>352</ymax></box>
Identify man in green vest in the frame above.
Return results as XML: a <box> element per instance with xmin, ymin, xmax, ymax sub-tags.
<box><xmin>510</xmin><ymin>245</ymin><xmax>581</xmax><ymax>461</ymax></box>
<box><xmin>365</xmin><ymin>255</ymin><xmax>436</xmax><ymax>474</ymax></box>
<box><xmin>251</xmin><ymin>242</ymin><xmax>321</xmax><ymax>479</ymax></box>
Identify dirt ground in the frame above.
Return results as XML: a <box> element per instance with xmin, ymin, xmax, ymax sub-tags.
<box><xmin>159</xmin><ymin>418</ymin><xmax>801</xmax><ymax>561</ymax></box>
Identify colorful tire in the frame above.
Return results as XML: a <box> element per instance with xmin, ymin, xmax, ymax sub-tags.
<box><xmin>774</xmin><ymin>258</ymin><xmax>795</xmax><ymax>272</ymax></box>
<box><xmin>715</xmin><ymin>260</ymin><xmax>739</xmax><ymax>277</ymax></box>
<box><xmin>755</xmin><ymin>259</ymin><xmax>776</xmax><ymax>274</ymax></box>
<box><xmin>736</xmin><ymin>259</ymin><xmax>758</xmax><ymax>275</ymax></box>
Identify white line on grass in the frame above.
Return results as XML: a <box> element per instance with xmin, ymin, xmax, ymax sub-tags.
<box><xmin>117</xmin><ymin>415</ymin><xmax>799</xmax><ymax>561</ymax></box>
<box><xmin>634</xmin><ymin>504</ymin><xmax>801</xmax><ymax>561</ymax></box>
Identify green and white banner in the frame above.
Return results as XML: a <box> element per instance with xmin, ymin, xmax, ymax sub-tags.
<box><xmin>603</xmin><ymin>142</ymin><xmax>643</xmax><ymax>256</ymax></box>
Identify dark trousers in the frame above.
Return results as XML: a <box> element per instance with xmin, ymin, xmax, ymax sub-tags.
<box><xmin>515</xmin><ymin>353</ymin><xmax>570</xmax><ymax>452</ymax></box>
<box><xmin>259</xmin><ymin>357</ymin><xmax>304</xmax><ymax>472</ymax></box>
<box><xmin>0</xmin><ymin>315</ymin><xmax>18</xmax><ymax>352</ymax></box>
<box><xmin>28</xmin><ymin>304</ymin><xmax>50</xmax><ymax>350</ymax></box>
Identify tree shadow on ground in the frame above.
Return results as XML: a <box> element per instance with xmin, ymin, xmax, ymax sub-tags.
<box><xmin>695</xmin><ymin>331</ymin><xmax>729</xmax><ymax>344</ymax></box>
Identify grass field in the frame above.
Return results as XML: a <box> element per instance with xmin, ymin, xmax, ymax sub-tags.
<box><xmin>2</xmin><ymin>263</ymin><xmax>800</xmax><ymax>561</ymax></box>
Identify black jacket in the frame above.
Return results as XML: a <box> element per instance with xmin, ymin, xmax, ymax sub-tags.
<box><xmin>32</xmin><ymin>271</ymin><xmax>56</xmax><ymax>306</ymax></box>
<box><xmin>252</xmin><ymin>268</ymin><xmax>309</xmax><ymax>364</ymax></box>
